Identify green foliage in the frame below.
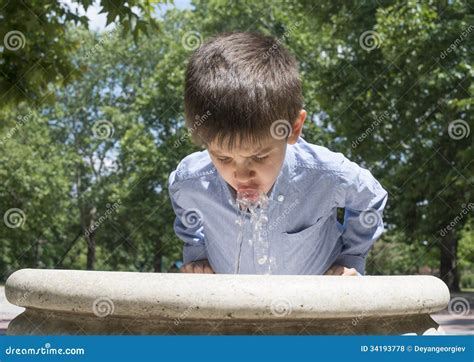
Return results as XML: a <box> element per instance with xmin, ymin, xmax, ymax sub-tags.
<box><xmin>366</xmin><ymin>231</ymin><xmax>439</xmax><ymax>275</ymax></box>
<box><xmin>0</xmin><ymin>0</ymin><xmax>167</xmax><ymax>108</ymax></box>
<box><xmin>461</xmin><ymin>273</ymin><xmax>474</xmax><ymax>289</ymax></box>
<box><xmin>458</xmin><ymin>217</ymin><xmax>474</xmax><ymax>273</ymax></box>
<box><xmin>0</xmin><ymin>105</ymin><xmax>77</xmax><ymax>278</ymax></box>
<box><xmin>0</xmin><ymin>1</ymin><xmax>472</xmax><ymax>285</ymax></box>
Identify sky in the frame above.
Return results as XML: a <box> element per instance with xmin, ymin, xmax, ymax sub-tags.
<box><xmin>61</xmin><ymin>0</ymin><xmax>192</xmax><ymax>32</ymax></box>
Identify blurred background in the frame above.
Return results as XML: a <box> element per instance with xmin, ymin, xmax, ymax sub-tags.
<box><xmin>0</xmin><ymin>0</ymin><xmax>472</xmax><ymax>296</ymax></box>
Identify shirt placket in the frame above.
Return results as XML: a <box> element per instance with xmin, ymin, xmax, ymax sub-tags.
<box><xmin>252</xmin><ymin>196</ymin><xmax>284</xmax><ymax>274</ymax></box>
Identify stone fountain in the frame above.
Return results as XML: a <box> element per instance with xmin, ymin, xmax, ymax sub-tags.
<box><xmin>5</xmin><ymin>268</ymin><xmax>449</xmax><ymax>335</ymax></box>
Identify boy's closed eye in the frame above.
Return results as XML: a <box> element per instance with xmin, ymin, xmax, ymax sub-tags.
<box><xmin>217</xmin><ymin>155</ymin><xmax>269</xmax><ymax>163</ymax></box>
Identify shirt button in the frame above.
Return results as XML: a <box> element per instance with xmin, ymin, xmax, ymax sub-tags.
<box><xmin>257</xmin><ymin>256</ymin><xmax>267</xmax><ymax>265</ymax></box>
<box><xmin>277</xmin><ymin>194</ymin><xmax>285</xmax><ymax>202</ymax></box>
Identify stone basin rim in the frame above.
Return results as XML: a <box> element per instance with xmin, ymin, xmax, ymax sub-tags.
<box><xmin>5</xmin><ymin>268</ymin><xmax>450</xmax><ymax>320</ymax></box>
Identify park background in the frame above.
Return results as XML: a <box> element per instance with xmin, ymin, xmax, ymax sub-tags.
<box><xmin>0</xmin><ymin>0</ymin><xmax>472</xmax><ymax>296</ymax></box>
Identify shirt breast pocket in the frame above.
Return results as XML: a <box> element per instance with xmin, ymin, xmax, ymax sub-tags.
<box><xmin>279</xmin><ymin>216</ymin><xmax>329</xmax><ymax>274</ymax></box>
<box><xmin>282</xmin><ymin>216</ymin><xmax>325</xmax><ymax>240</ymax></box>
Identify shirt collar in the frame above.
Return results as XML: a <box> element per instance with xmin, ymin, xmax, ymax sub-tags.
<box><xmin>267</xmin><ymin>141</ymin><xmax>295</xmax><ymax>202</ymax></box>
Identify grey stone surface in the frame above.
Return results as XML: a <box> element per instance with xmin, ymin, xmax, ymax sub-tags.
<box><xmin>4</xmin><ymin>269</ymin><xmax>452</xmax><ymax>335</ymax></box>
<box><xmin>0</xmin><ymin>285</ymin><xmax>24</xmax><ymax>335</ymax></box>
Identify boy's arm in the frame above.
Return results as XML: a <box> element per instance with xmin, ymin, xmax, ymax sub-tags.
<box><xmin>333</xmin><ymin>155</ymin><xmax>388</xmax><ymax>275</ymax></box>
<box><xmin>168</xmin><ymin>171</ymin><xmax>208</xmax><ymax>265</ymax></box>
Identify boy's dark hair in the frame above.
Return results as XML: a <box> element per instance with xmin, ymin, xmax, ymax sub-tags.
<box><xmin>184</xmin><ymin>32</ymin><xmax>303</xmax><ymax>150</ymax></box>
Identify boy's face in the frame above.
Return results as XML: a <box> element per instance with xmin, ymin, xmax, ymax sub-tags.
<box><xmin>208</xmin><ymin>110</ymin><xmax>306</xmax><ymax>199</ymax></box>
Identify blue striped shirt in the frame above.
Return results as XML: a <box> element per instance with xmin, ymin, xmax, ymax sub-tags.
<box><xmin>168</xmin><ymin>137</ymin><xmax>388</xmax><ymax>275</ymax></box>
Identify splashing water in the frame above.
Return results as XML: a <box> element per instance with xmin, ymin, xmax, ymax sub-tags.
<box><xmin>235</xmin><ymin>189</ymin><xmax>275</xmax><ymax>274</ymax></box>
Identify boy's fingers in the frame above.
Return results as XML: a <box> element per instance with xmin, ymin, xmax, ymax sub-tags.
<box><xmin>342</xmin><ymin>267</ymin><xmax>358</xmax><ymax>276</ymax></box>
<box><xmin>203</xmin><ymin>265</ymin><xmax>214</xmax><ymax>273</ymax></box>
<box><xmin>193</xmin><ymin>262</ymin><xmax>204</xmax><ymax>273</ymax></box>
<box><xmin>180</xmin><ymin>264</ymin><xmax>189</xmax><ymax>273</ymax></box>
<box><xmin>325</xmin><ymin>265</ymin><xmax>344</xmax><ymax>275</ymax></box>
<box><xmin>334</xmin><ymin>265</ymin><xmax>345</xmax><ymax>275</ymax></box>
<box><xmin>179</xmin><ymin>260</ymin><xmax>214</xmax><ymax>273</ymax></box>
<box><xmin>324</xmin><ymin>266</ymin><xmax>335</xmax><ymax>275</ymax></box>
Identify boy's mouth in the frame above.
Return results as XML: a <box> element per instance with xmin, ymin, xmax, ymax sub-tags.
<box><xmin>236</xmin><ymin>183</ymin><xmax>260</xmax><ymax>196</ymax></box>
<box><xmin>236</xmin><ymin>183</ymin><xmax>260</xmax><ymax>191</ymax></box>
<box><xmin>236</xmin><ymin>188</ymin><xmax>260</xmax><ymax>202</ymax></box>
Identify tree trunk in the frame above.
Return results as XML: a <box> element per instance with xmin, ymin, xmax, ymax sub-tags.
<box><xmin>85</xmin><ymin>233</ymin><xmax>95</xmax><ymax>270</ymax></box>
<box><xmin>85</xmin><ymin>207</ymin><xmax>97</xmax><ymax>271</ymax></box>
<box><xmin>154</xmin><ymin>237</ymin><xmax>162</xmax><ymax>272</ymax></box>
<box><xmin>440</xmin><ymin>233</ymin><xmax>460</xmax><ymax>292</ymax></box>
<box><xmin>56</xmin><ymin>230</ymin><xmax>83</xmax><ymax>268</ymax></box>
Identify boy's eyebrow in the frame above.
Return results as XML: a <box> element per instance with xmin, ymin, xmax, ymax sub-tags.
<box><xmin>210</xmin><ymin>146</ymin><xmax>273</xmax><ymax>157</ymax></box>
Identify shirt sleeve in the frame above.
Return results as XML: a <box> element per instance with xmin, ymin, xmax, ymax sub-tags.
<box><xmin>168</xmin><ymin>170</ymin><xmax>208</xmax><ymax>265</ymax></box>
<box><xmin>333</xmin><ymin>155</ymin><xmax>388</xmax><ymax>275</ymax></box>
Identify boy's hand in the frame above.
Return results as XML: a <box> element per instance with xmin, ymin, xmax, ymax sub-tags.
<box><xmin>180</xmin><ymin>259</ymin><xmax>215</xmax><ymax>274</ymax></box>
<box><xmin>324</xmin><ymin>264</ymin><xmax>359</xmax><ymax>276</ymax></box>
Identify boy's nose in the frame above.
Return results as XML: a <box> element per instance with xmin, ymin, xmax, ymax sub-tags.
<box><xmin>234</xmin><ymin>167</ymin><xmax>256</xmax><ymax>183</ymax></box>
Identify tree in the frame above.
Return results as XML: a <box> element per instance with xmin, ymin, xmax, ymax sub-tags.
<box><xmin>0</xmin><ymin>104</ymin><xmax>76</xmax><ymax>279</ymax></box>
<box><xmin>295</xmin><ymin>0</ymin><xmax>473</xmax><ymax>290</ymax></box>
<box><xmin>1</xmin><ymin>0</ymin><xmax>471</xmax><ymax>286</ymax></box>
<box><xmin>1</xmin><ymin>18</ymin><xmax>199</xmax><ymax>276</ymax></box>
<box><xmin>187</xmin><ymin>0</ymin><xmax>473</xmax><ymax>289</ymax></box>
<box><xmin>0</xmin><ymin>0</ymin><xmax>166</xmax><ymax>109</ymax></box>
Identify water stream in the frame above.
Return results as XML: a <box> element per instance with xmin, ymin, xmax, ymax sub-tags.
<box><xmin>235</xmin><ymin>190</ymin><xmax>275</xmax><ymax>274</ymax></box>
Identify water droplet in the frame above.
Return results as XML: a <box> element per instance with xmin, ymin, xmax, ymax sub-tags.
<box><xmin>235</xmin><ymin>190</ymin><xmax>271</xmax><ymax>274</ymax></box>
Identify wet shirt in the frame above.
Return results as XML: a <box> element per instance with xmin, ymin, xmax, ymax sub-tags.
<box><xmin>168</xmin><ymin>137</ymin><xmax>388</xmax><ymax>275</ymax></box>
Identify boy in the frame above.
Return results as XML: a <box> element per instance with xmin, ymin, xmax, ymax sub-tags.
<box><xmin>168</xmin><ymin>32</ymin><xmax>388</xmax><ymax>276</ymax></box>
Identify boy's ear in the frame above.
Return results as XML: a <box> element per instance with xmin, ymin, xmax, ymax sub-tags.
<box><xmin>288</xmin><ymin>109</ymin><xmax>306</xmax><ymax>144</ymax></box>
